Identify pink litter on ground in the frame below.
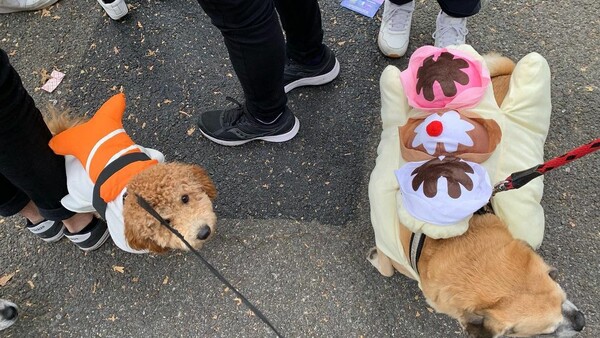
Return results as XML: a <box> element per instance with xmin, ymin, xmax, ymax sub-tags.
<box><xmin>41</xmin><ymin>70</ymin><xmax>65</xmax><ymax>93</ymax></box>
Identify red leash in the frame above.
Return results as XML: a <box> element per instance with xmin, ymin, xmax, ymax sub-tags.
<box><xmin>493</xmin><ymin>137</ymin><xmax>600</xmax><ymax>194</ymax></box>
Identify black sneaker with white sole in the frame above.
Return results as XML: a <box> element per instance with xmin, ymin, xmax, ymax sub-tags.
<box><xmin>197</xmin><ymin>97</ymin><xmax>299</xmax><ymax>146</ymax></box>
<box><xmin>26</xmin><ymin>219</ymin><xmax>65</xmax><ymax>242</ymax></box>
<box><xmin>64</xmin><ymin>216</ymin><xmax>110</xmax><ymax>251</ymax></box>
<box><xmin>283</xmin><ymin>45</ymin><xmax>340</xmax><ymax>93</ymax></box>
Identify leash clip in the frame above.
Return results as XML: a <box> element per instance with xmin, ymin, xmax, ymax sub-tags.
<box><xmin>492</xmin><ymin>180</ymin><xmax>510</xmax><ymax>195</ymax></box>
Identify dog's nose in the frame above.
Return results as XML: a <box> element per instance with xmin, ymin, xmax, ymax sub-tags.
<box><xmin>197</xmin><ymin>225</ymin><xmax>211</xmax><ymax>240</ymax></box>
<box><xmin>1</xmin><ymin>305</ymin><xmax>18</xmax><ymax>320</ymax></box>
<box><xmin>571</xmin><ymin>310</ymin><xmax>585</xmax><ymax>332</ymax></box>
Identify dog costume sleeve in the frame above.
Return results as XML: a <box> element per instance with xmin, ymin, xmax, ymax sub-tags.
<box><xmin>369</xmin><ymin>45</ymin><xmax>551</xmax><ymax>279</ymax></box>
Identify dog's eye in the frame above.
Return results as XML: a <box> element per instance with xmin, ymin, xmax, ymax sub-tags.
<box><xmin>181</xmin><ymin>194</ymin><xmax>189</xmax><ymax>204</ymax></box>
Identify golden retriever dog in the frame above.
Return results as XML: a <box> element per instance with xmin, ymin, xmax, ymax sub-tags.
<box><xmin>368</xmin><ymin>53</ymin><xmax>585</xmax><ymax>337</ymax></box>
<box><xmin>46</xmin><ymin>93</ymin><xmax>217</xmax><ymax>253</ymax></box>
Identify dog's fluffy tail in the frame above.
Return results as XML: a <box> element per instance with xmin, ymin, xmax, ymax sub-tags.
<box><xmin>483</xmin><ymin>52</ymin><xmax>515</xmax><ymax>78</ymax></box>
<box><xmin>44</xmin><ymin>106</ymin><xmax>85</xmax><ymax>135</ymax></box>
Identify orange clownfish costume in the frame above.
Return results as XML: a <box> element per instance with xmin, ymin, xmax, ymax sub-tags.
<box><xmin>49</xmin><ymin>93</ymin><xmax>164</xmax><ymax>253</ymax></box>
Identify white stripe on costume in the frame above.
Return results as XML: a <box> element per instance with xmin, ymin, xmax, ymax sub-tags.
<box><xmin>85</xmin><ymin>129</ymin><xmax>126</xmax><ymax>173</ymax></box>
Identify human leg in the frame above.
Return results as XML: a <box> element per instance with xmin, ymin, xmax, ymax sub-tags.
<box><xmin>0</xmin><ymin>48</ymin><xmax>108</xmax><ymax>249</ymax></box>
<box><xmin>0</xmin><ymin>48</ymin><xmax>72</xmax><ymax>222</ymax></box>
<box><xmin>195</xmin><ymin>0</ymin><xmax>299</xmax><ymax>145</ymax></box>
<box><xmin>433</xmin><ymin>0</ymin><xmax>480</xmax><ymax>47</ymax></box>
<box><xmin>378</xmin><ymin>0</ymin><xmax>415</xmax><ymax>58</ymax></box>
<box><xmin>274</xmin><ymin>0</ymin><xmax>340</xmax><ymax>92</ymax></box>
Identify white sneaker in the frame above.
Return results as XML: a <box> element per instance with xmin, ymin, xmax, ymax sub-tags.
<box><xmin>377</xmin><ymin>0</ymin><xmax>414</xmax><ymax>58</ymax></box>
<box><xmin>97</xmin><ymin>0</ymin><xmax>128</xmax><ymax>20</ymax></box>
<box><xmin>433</xmin><ymin>10</ymin><xmax>468</xmax><ymax>48</ymax></box>
<box><xmin>0</xmin><ymin>0</ymin><xmax>59</xmax><ymax>13</ymax></box>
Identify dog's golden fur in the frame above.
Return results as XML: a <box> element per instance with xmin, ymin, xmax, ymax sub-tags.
<box><xmin>46</xmin><ymin>108</ymin><xmax>217</xmax><ymax>253</ymax></box>
<box><xmin>369</xmin><ymin>54</ymin><xmax>584</xmax><ymax>337</ymax></box>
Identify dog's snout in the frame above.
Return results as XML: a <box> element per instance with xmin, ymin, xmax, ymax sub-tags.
<box><xmin>570</xmin><ymin>310</ymin><xmax>585</xmax><ymax>332</ymax></box>
<box><xmin>1</xmin><ymin>304</ymin><xmax>18</xmax><ymax>321</ymax></box>
<box><xmin>197</xmin><ymin>225</ymin><xmax>211</xmax><ymax>240</ymax></box>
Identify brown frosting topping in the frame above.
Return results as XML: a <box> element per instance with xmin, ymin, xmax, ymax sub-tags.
<box><xmin>411</xmin><ymin>157</ymin><xmax>474</xmax><ymax>199</ymax></box>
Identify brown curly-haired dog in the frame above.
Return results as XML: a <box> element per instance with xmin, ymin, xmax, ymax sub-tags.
<box><xmin>46</xmin><ymin>94</ymin><xmax>217</xmax><ymax>253</ymax></box>
<box><xmin>123</xmin><ymin>163</ymin><xmax>217</xmax><ymax>253</ymax></box>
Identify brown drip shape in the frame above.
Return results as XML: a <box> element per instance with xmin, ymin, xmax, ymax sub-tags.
<box><xmin>411</xmin><ymin>157</ymin><xmax>474</xmax><ymax>199</ymax></box>
<box><xmin>416</xmin><ymin>52</ymin><xmax>470</xmax><ymax>101</ymax></box>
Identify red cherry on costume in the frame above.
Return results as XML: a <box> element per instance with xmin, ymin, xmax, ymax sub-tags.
<box><xmin>426</xmin><ymin>120</ymin><xmax>443</xmax><ymax>137</ymax></box>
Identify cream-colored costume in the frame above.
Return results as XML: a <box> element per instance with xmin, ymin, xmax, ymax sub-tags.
<box><xmin>368</xmin><ymin>45</ymin><xmax>551</xmax><ymax>283</ymax></box>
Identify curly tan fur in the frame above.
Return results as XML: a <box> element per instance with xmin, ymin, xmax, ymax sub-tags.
<box><xmin>123</xmin><ymin>163</ymin><xmax>217</xmax><ymax>253</ymax></box>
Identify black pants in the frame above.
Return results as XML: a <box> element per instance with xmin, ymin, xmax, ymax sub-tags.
<box><xmin>0</xmin><ymin>48</ymin><xmax>74</xmax><ymax>221</ymax></box>
<box><xmin>196</xmin><ymin>0</ymin><xmax>325</xmax><ymax>120</ymax></box>
<box><xmin>390</xmin><ymin>0</ymin><xmax>481</xmax><ymax>17</ymax></box>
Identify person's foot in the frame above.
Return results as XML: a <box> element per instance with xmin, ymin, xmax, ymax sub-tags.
<box><xmin>433</xmin><ymin>10</ymin><xmax>468</xmax><ymax>47</ymax></box>
<box><xmin>377</xmin><ymin>0</ymin><xmax>414</xmax><ymax>58</ymax></box>
<box><xmin>283</xmin><ymin>45</ymin><xmax>340</xmax><ymax>93</ymax></box>
<box><xmin>96</xmin><ymin>0</ymin><xmax>128</xmax><ymax>20</ymax></box>
<box><xmin>64</xmin><ymin>216</ymin><xmax>110</xmax><ymax>251</ymax></box>
<box><xmin>26</xmin><ymin>219</ymin><xmax>65</xmax><ymax>242</ymax></box>
<box><xmin>197</xmin><ymin>97</ymin><xmax>299</xmax><ymax>146</ymax></box>
<box><xmin>0</xmin><ymin>0</ymin><xmax>59</xmax><ymax>13</ymax></box>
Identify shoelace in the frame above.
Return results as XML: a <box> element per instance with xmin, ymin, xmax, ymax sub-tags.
<box><xmin>222</xmin><ymin>96</ymin><xmax>247</xmax><ymax>126</ymax></box>
<box><xmin>385</xmin><ymin>5</ymin><xmax>413</xmax><ymax>31</ymax></box>
<box><xmin>433</xmin><ymin>24</ymin><xmax>469</xmax><ymax>47</ymax></box>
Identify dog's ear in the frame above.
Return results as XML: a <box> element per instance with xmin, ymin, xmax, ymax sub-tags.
<box><xmin>124</xmin><ymin>221</ymin><xmax>169</xmax><ymax>254</ymax></box>
<box><xmin>190</xmin><ymin>165</ymin><xmax>217</xmax><ymax>200</ymax></box>
<box><xmin>461</xmin><ymin>313</ymin><xmax>501</xmax><ymax>338</ymax></box>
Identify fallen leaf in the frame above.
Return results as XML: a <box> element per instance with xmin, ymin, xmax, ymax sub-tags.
<box><xmin>39</xmin><ymin>68</ymin><xmax>51</xmax><ymax>85</ymax></box>
<box><xmin>234</xmin><ymin>297</ymin><xmax>242</xmax><ymax>306</ymax></box>
<box><xmin>163</xmin><ymin>276</ymin><xmax>169</xmax><ymax>285</ymax></box>
<box><xmin>137</xmin><ymin>21</ymin><xmax>143</xmax><ymax>29</ymax></box>
<box><xmin>28</xmin><ymin>280</ymin><xmax>35</xmax><ymax>289</ymax></box>
<box><xmin>112</xmin><ymin>266</ymin><xmax>125</xmax><ymax>273</ymax></box>
<box><xmin>415</xmin><ymin>311</ymin><xmax>420</xmax><ymax>317</ymax></box>
<box><xmin>187</xmin><ymin>127</ymin><xmax>195</xmax><ymax>136</ymax></box>
<box><xmin>163</xmin><ymin>99</ymin><xmax>172</xmax><ymax>104</ymax></box>
<box><xmin>0</xmin><ymin>272</ymin><xmax>16</xmax><ymax>286</ymax></box>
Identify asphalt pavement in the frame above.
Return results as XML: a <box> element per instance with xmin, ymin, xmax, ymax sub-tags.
<box><xmin>0</xmin><ymin>0</ymin><xmax>598</xmax><ymax>337</ymax></box>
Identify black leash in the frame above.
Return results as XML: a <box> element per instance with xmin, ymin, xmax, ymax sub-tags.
<box><xmin>135</xmin><ymin>194</ymin><xmax>284</xmax><ymax>338</ymax></box>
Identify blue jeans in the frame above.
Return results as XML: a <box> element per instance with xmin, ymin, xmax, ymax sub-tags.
<box><xmin>196</xmin><ymin>0</ymin><xmax>325</xmax><ymax>120</ymax></box>
<box><xmin>0</xmin><ymin>48</ymin><xmax>74</xmax><ymax>221</ymax></box>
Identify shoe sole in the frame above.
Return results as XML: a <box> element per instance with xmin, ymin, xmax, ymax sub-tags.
<box><xmin>284</xmin><ymin>59</ymin><xmax>340</xmax><ymax>93</ymax></box>
<box><xmin>200</xmin><ymin>117</ymin><xmax>300</xmax><ymax>146</ymax></box>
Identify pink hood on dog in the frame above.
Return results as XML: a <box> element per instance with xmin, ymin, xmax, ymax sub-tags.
<box><xmin>400</xmin><ymin>46</ymin><xmax>491</xmax><ymax>111</ymax></box>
